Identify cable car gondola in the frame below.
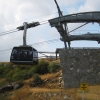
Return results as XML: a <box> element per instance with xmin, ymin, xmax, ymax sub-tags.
<box><xmin>10</xmin><ymin>22</ymin><xmax>39</xmax><ymax>65</ymax></box>
<box><xmin>10</xmin><ymin>46</ymin><xmax>38</xmax><ymax>64</ymax></box>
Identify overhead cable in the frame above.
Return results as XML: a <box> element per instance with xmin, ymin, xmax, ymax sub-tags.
<box><xmin>68</xmin><ymin>22</ymin><xmax>89</xmax><ymax>34</ymax></box>
<box><xmin>0</xmin><ymin>38</ymin><xmax>60</xmax><ymax>55</ymax></box>
<box><xmin>0</xmin><ymin>29</ymin><xmax>18</xmax><ymax>36</ymax></box>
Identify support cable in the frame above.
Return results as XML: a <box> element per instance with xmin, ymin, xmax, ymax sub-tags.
<box><xmin>0</xmin><ymin>29</ymin><xmax>18</xmax><ymax>36</ymax></box>
<box><xmin>68</xmin><ymin>22</ymin><xmax>89</xmax><ymax>34</ymax></box>
<box><xmin>0</xmin><ymin>12</ymin><xmax>58</xmax><ymax>27</ymax></box>
<box><xmin>0</xmin><ymin>38</ymin><xmax>60</xmax><ymax>55</ymax></box>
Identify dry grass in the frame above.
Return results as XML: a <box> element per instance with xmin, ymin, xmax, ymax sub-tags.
<box><xmin>8</xmin><ymin>83</ymin><xmax>100</xmax><ymax>100</ymax></box>
<box><xmin>7</xmin><ymin>70</ymin><xmax>100</xmax><ymax>100</ymax></box>
<box><xmin>62</xmin><ymin>85</ymin><xmax>100</xmax><ymax>100</ymax></box>
<box><xmin>30</xmin><ymin>88</ymin><xmax>60</xmax><ymax>92</ymax></box>
<box><xmin>9</xmin><ymin>85</ymin><xmax>31</xmax><ymax>100</ymax></box>
<box><xmin>40</xmin><ymin>70</ymin><xmax>61</xmax><ymax>80</ymax></box>
<box><xmin>24</xmin><ymin>70</ymin><xmax>61</xmax><ymax>84</ymax></box>
<box><xmin>77</xmin><ymin>85</ymin><xmax>100</xmax><ymax>100</ymax></box>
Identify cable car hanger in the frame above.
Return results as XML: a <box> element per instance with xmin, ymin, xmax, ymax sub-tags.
<box><xmin>10</xmin><ymin>22</ymin><xmax>40</xmax><ymax>65</ymax></box>
<box><xmin>10</xmin><ymin>21</ymin><xmax>58</xmax><ymax>65</ymax></box>
<box><xmin>17</xmin><ymin>22</ymin><xmax>40</xmax><ymax>46</ymax></box>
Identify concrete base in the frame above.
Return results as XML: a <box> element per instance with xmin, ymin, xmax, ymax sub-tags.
<box><xmin>59</xmin><ymin>48</ymin><xmax>100</xmax><ymax>88</ymax></box>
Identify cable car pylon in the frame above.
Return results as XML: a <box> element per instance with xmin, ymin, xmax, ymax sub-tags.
<box><xmin>54</xmin><ymin>0</ymin><xmax>70</xmax><ymax>49</ymax></box>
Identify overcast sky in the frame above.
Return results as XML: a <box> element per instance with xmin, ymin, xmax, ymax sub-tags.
<box><xmin>0</xmin><ymin>0</ymin><xmax>100</xmax><ymax>62</ymax></box>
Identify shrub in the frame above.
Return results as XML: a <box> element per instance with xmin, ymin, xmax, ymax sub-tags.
<box><xmin>12</xmin><ymin>72</ymin><xmax>21</xmax><ymax>81</ymax></box>
<box><xmin>0</xmin><ymin>94</ymin><xmax>8</xmax><ymax>100</ymax></box>
<box><xmin>30</xmin><ymin>74</ymin><xmax>42</xmax><ymax>87</ymax></box>
<box><xmin>6</xmin><ymin>67</ymin><xmax>20</xmax><ymax>82</ymax></box>
<box><xmin>20</xmin><ymin>70</ymin><xmax>28</xmax><ymax>79</ymax></box>
<box><xmin>0</xmin><ymin>67</ymin><xmax>4</xmax><ymax>78</ymax></box>
<box><xmin>0</xmin><ymin>63</ymin><xmax>13</xmax><ymax>78</ymax></box>
<box><xmin>6</xmin><ymin>70</ymin><xmax>14</xmax><ymax>82</ymax></box>
<box><xmin>27</xmin><ymin>67</ymin><xmax>36</xmax><ymax>78</ymax></box>
<box><xmin>48</xmin><ymin>62</ymin><xmax>61</xmax><ymax>73</ymax></box>
<box><xmin>12</xmin><ymin>69</ymin><xmax>28</xmax><ymax>81</ymax></box>
<box><xmin>33</xmin><ymin>74</ymin><xmax>42</xmax><ymax>84</ymax></box>
<box><xmin>35</xmin><ymin>60</ymin><xmax>49</xmax><ymax>74</ymax></box>
<box><xmin>0</xmin><ymin>80</ymin><xmax>6</xmax><ymax>88</ymax></box>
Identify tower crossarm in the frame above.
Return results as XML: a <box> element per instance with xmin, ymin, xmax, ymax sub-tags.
<box><xmin>49</xmin><ymin>11</ymin><xmax>100</xmax><ymax>27</ymax></box>
<box><xmin>60</xmin><ymin>33</ymin><xmax>100</xmax><ymax>43</ymax></box>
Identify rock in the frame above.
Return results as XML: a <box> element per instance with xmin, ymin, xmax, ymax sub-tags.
<box><xmin>0</xmin><ymin>85</ymin><xmax>13</xmax><ymax>93</ymax></box>
<box><xmin>43</xmin><ymin>79</ymin><xmax>49</xmax><ymax>83</ymax></box>
<box><xmin>59</xmin><ymin>77</ymin><xmax>63</xmax><ymax>82</ymax></box>
<box><xmin>0</xmin><ymin>82</ymin><xmax>24</xmax><ymax>94</ymax></box>
<box><xmin>12</xmin><ymin>65</ymin><xmax>16</xmax><ymax>68</ymax></box>
<box><xmin>60</xmin><ymin>73</ymin><xmax>62</xmax><ymax>77</ymax></box>
<box><xmin>70</xmin><ymin>68</ymin><xmax>73</xmax><ymax>70</ymax></box>
<box><xmin>6</xmin><ymin>92</ymin><xmax>12</xmax><ymax>96</ymax></box>
<box><xmin>13</xmin><ymin>84</ymin><xmax>20</xmax><ymax>90</ymax></box>
<box><xmin>58</xmin><ymin>74</ymin><xmax>64</xmax><ymax>88</ymax></box>
<box><xmin>77</xmin><ymin>69</ymin><xmax>80</xmax><ymax>73</ymax></box>
<box><xmin>29</xmin><ymin>79</ymin><xmax>42</xmax><ymax>87</ymax></box>
<box><xmin>98</xmin><ymin>72</ymin><xmax>100</xmax><ymax>75</ymax></box>
<box><xmin>63</xmin><ymin>95</ymin><xmax>69</xmax><ymax>100</ymax></box>
<box><xmin>53</xmin><ymin>93</ymin><xmax>57</xmax><ymax>96</ymax></box>
<box><xmin>12</xmin><ymin>82</ymin><xmax>24</xmax><ymax>90</ymax></box>
<box><xmin>48</xmin><ymin>93</ymin><xmax>52</xmax><ymax>97</ymax></box>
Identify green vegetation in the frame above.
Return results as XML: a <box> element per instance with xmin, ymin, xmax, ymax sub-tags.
<box><xmin>0</xmin><ymin>80</ymin><xmax>6</xmax><ymax>88</ymax></box>
<box><xmin>0</xmin><ymin>60</ymin><xmax>61</xmax><ymax>83</ymax></box>
<box><xmin>29</xmin><ymin>74</ymin><xmax>42</xmax><ymax>87</ymax></box>
<box><xmin>48</xmin><ymin>62</ymin><xmax>60</xmax><ymax>73</ymax></box>
<box><xmin>0</xmin><ymin>94</ymin><xmax>8</xmax><ymax>100</ymax></box>
<box><xmin>35</xmin><ymin>60</ymin><xmax>49</xmax><ymax>74</ymax></box>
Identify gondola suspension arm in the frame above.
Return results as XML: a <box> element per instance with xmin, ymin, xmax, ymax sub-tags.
<box><xmin>23</xmin><ymin>22</ymin><xmax>27</xmax><ymax>46</ymax></box>
<box><xmin>17</xmin><ymin>21</ymin><xmax>40</xmax><ymax>47</ymax></box>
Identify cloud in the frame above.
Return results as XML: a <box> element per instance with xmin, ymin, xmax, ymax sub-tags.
<box><xmin>68</xmin><ymin>0</ymin><xmax>100</xmax><ymax>13</ymax></box>
<box><xmin>79</xmin><ymin>0</ymin><xmax>100</xmax><ymax>12</ymax></box>
<box><xmin>0</xmin><ymin>0</ymin><xmax>100</xmax><ymax>61</ymax></box>
<box><xmin>15</xmin><ymin>0</ymin><xmax>56</xmax><ymax>21</ymax></box>
<box><xmin>58</xmin><ymin>0</ymin><xmax>83</xmax><ymax>6</ymax></box>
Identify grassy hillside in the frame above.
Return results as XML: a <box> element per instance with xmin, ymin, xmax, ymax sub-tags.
<box><xmin>0</xmin><ymin>59</ymin><xmax>100</xmax><ymax>100</ymax></box>
<box><xmin>7</xmin><ymin>71</ymin><xmax>100</xmax><ymax>100</ymax></box>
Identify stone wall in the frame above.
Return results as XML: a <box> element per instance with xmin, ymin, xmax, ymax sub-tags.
<box><xmin>59</xmin><ymin>48</ymin><xmax>100</xmax><ymax>88</ymax></box>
